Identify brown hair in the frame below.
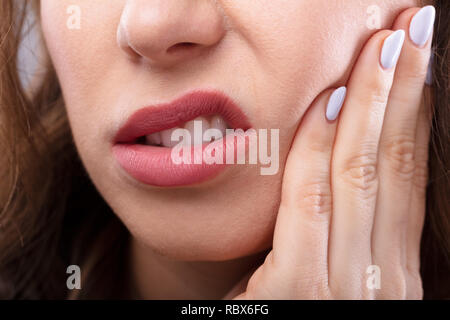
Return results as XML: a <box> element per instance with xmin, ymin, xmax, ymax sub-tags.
<box><xmin>0</xmin><ymin>0</ymin><xmax>449</xmax><ymax>299</ymax></box>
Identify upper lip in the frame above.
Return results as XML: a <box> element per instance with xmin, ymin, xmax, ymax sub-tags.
<box><xmin>114</xmin><ymin>90</ymin><xmax>251</xmax><ymax>144</ymax></box>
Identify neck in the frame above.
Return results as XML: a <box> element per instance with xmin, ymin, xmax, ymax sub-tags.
<box><xmin>128</xmin><ymin>237</ymin><xmax>267</xmax><ymax>300</ymax></box>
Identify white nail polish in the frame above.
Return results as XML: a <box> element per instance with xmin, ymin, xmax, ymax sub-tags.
<box><xmin>409</xmin><ymin>6</ymin><xmax>436</xmax><ymax>47</ymax></box>
<box><xmin>380</xmin><ymin>30</ymin><xmax>405</xmax><ymax>69</ymax></box>
<box><xmin>326</xmin><ymin>87</ymin><xmax>347</xmax><ymax>121</ymax></box>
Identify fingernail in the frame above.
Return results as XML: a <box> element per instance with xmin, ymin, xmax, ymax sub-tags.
<box><xmin>409</xmin><ymin>6</ymin><xmax>436</xmax><ymax>47</ymax></box>
<box><xmin>326</xmin><ymin>87</ymin><xmax>347</xmax><ymax>121</ymax></box>
<box><xmin>380</xmin><ymin>30</ymin><xmax>405</xmax><ymax>69</ymax></box>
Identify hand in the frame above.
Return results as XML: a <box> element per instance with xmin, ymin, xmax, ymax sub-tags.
<box><xmin>231</xmin><ymin>6</ymin><xmax>434</xmax><ymax>300</ymax></box>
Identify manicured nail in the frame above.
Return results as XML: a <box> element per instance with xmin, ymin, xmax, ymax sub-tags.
<box><xmin>409</xmin><ymin>6</ymin><xmax>436</xmax><ymax>47</ymax></box>
<box><xmin>380</xmin><ymin>30</ymin><xmax>405</xmax><ymax>69</ymax></box>
<box><xmin>326</xmin><ymin>87</ymin><xmax>347</xmax><ymax>121</ymax></box>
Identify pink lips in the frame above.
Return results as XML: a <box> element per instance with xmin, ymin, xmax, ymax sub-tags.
<box><xmin>112</xmin><ymin>91</ymin><xmax>251</xmax><ymax>187</ymax></box>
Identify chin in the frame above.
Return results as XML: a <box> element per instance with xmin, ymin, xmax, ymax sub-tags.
<box><xmin>123</xmin><ymin>206</ymin><xmax>276</xmax><ymax>262</ymax></box>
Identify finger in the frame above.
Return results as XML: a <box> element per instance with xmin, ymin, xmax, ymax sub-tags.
<box><xmin>372</xmin><ymin>6</ymin><xmax>435</xmax><ymax>298</ymax></box>
<box><xmin>272</xmin><ymin>88</ymin><xmax>344</xmax><ymax>291</ymax></box>
<box><xmin>328</xmin><ymin>29</ymin><xmax>405</xmax><ymax>298</ymax></box>
<box><xmin>404</xmin><ymin>88</ymin><xmax>432</xmax><ymax>299</ymax></box>
<box><xmin>408</xmin><ymin>89</ymin><xmax>432</xmax><ymax>270</ymax></box>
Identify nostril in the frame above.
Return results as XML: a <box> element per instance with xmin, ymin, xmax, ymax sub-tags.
<box><xmin>166</xmin><ymin>42</ymin><xmax>197</xmax><ymax>54</ymax></box>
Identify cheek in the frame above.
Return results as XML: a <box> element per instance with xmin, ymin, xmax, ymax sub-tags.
<box><xmin>41</xmin><ymin>1</ymin><xmax>123</xmax><ymax>103</ymax></box>
<box><xmin>41</xmin><ymin>1</ymin><xmax>127</xmax><ymax>152</ymax></box>
<box><xmin>226</xmin><ymin>0</ymin><xmax>419</xmax><ymax>118</ymax></box>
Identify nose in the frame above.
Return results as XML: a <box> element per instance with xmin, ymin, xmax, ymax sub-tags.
<box><xmin>117</xmin><ymin>0</ymin><xmax>225</xmax><ymax>67</ymax></box>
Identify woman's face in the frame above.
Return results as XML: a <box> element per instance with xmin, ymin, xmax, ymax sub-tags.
<box><xmin>40</xmin><ymin>0</ymin><xmax>418</xmax><ymax>260</ymax></box>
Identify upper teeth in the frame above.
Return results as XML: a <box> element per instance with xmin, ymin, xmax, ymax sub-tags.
<box><xmin>145</xmin><ymin>115</ymin><xmax>228</xmax><ymax>147</ymax></box>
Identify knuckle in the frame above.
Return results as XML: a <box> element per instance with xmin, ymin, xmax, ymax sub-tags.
<box><xmin>382</xmin><ymin>136</ymin><xmax>416</xmax><ymax>179</ymax></box>
<box><xmin>339</xmin><ymin>152</ymin><xmax>378</xmax><ymax>193</ymax></box>
<box><xmin>413</xmin><ymin>156</ymin><xmax>429</xmax><ymax>190</ymax></box>
<box><xmin>295</xmin><ymin>181</ymin><xmax>332</xmax><ymax>216</ymax></box>
<box><xmin>307</xmin><ymin>139</ymin><xmax>332</xmax><ymax>154</ymax></box>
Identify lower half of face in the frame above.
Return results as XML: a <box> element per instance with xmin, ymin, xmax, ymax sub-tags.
<box><xmin>40</xmin><ymin>0</ymin><xmax>419</xmax><ymax>260</ymax></box>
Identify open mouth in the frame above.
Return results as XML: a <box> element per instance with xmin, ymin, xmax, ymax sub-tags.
<box><xmin>135</xmin><ymin>115</ymin><xmax>230</xmax><ymax>147</ymax></box>
<box><xmin>114</xmin><ymin>90</ymin><xmax>250</xmax><ymax>146</ymax></box>
<box><xmin>112</xmin><ymin>90</ymin><xmax>251</xmax><ymax>187</ymax></box>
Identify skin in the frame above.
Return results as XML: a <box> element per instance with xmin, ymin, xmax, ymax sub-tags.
<box><xmin>40</xmin><ymin>0</ymin><xmax>432</xmax><ymax>299</ymax></box>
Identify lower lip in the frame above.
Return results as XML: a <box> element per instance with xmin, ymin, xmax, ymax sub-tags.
<box><xmin>113</xmin><ymin>134</ymin><xmax>246</xmax><ymax>187</ymax></box>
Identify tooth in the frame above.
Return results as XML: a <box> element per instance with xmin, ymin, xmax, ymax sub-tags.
<box><xmin>145</xmin><ymin>132</ymin><xmax>161</xmax><ymax>146</ymax></box>
<box><xmin>210</xmin><ymin>115</ymin><xmax>227</xmax><ymax>138</ymax></box>
<box><xmin>184</xmin><ymin>117</ymin><xmax>209</xmax><ymax>145</ymax></box>
<box><xmin>160</xmin><ymin>127</ymin><xmax>183</xmax><ymax>148</ymax></box>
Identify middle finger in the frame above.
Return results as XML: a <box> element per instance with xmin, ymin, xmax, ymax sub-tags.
<box><xmin>328</xmin><ymin>29</ymin><xmax>405</xmax><ymax>298</ymax></box>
